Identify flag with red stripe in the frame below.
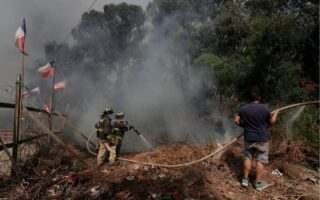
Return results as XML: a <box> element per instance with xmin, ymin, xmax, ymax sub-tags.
<box><xmin>54</xmin><ymin>81</ymin><xmax>66</xmax><ymax>91</ymax></box>
<box><xmin>15</xmin><ymin>18</ymin><xmax>28</xmax><ymax>56</ymax></box>
<box><xmin>38</xmin><ymin>60</ymin><xmax>55</xmax><ymax>78</ymax></box>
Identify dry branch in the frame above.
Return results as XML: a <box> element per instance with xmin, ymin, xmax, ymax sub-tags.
<box><xmin>0</xmin><ymin>137</ymin><xmax>15</xmax><ymax>165</ymax></box>
<box><xmin>23</xmin><ymin>106</ymin><xmax>87</xmax><ymax>167</ymax></box>
<box><xmin>54</xmin><ymin>110</ymin><xmax>95</xmax><ymax>147</ymax></box>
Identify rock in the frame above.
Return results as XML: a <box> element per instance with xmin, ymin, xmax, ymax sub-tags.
<box><xmin>126</xmin><ymin>175</ymin><xmax>135</xmax><ymax>181</ymax></box>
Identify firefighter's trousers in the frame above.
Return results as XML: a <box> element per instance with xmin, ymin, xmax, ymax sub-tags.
<box><xmin>97</xmin><ymin>140</ymin><xmax>116</xmax><ymax>166</ymax></box>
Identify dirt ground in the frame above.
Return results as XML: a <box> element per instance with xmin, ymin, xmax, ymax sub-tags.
<box><xmin>1</xmin><ymin>140</ymin><xmax>319</xmax><ymax>200</ymax></box>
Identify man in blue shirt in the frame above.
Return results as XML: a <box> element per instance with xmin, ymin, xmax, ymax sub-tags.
<box><xmin>234</xmin><ymin>90</ymin><xmax>279</xmax><ymax>191</ymax></box>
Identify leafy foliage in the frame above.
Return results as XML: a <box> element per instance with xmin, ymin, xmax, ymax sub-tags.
<box><xmin>45</xmin><ymin>0</ymin><xmax>318</xmax><ymax>108</ymax></box>
<box><xmin>190</xmin><ymin>0</ymin><xmax>318</xmax><ymax>107</ymax></box>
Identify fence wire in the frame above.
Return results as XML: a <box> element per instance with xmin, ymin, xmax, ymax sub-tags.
<box><xmin>0</xmin><ymin>108</ymin><xmax>56</xmax><ymax>178</ymax></box>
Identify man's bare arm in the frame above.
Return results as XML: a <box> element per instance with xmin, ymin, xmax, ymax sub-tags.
<box><xmin>269</xmin><ymin>109</ymin><xmax>279</xmax><ymax>125</ymax></box>
<box><xmin>234</xmin><ymin>115</ymin><xmax>241</xmax><ymax>126</ymax></box>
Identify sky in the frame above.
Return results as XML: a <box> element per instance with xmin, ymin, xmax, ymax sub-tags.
<box><xmin>0</xmin><ymin>0</ymin><xmax>150</xmax><ymax>101</ymax></box>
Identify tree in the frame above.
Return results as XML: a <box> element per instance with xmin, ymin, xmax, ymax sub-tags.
<box><xmin>43</xmin><ymin>3</ymin><xmax>145</xmax><ymax>112</ymax></box>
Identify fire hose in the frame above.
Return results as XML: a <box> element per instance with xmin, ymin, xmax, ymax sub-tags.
<box><xmin>86</xmin><ymin>101</ymin><xmax>319</xmax><ymax>168</ymax></box>
<box><xmin>87</xmin><ymin>131</ymin><xmax>98</xmax><ymax>156</ymax></box>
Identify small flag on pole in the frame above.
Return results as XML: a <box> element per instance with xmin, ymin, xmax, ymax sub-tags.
<box><xmin>15</xmin><ymin>18</ymin><xmax>28</xmax><ymax>56</ymax></box>
<box><xmin>22</xmin><ymin>91</ymin><xmax>30</xmax><ymax>97</ymax></box>
<box><xmin>54</xmin><ymin>81</ymin><xmax>66</xmax><ymax>91</ymax></box>
<box><xmin>38</xmin><ymin>60</ymin><xmax>55</xmax><ymax>78</ymax></box>
<box><xmin>22</xmin><ymin>86</ymin><xmax>40</xmax><ymax>97</ymax></box>
<box><xmin>31</xmin><ymin>86</ymin><xmax>40</xmax><ymax>94</ymax></box>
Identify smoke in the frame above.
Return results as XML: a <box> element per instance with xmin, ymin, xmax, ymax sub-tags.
<box><xmin>0</xmin><ymin>0</ymin><xmax>151</xmax><ymax>134</ymax></box>
<box><xmin>71</xmin><ymin>12</ymin><xmax>241</xmax><ymax>152</ymax></box>
<box><xmin>0</xmin><ymin>1</ymin><xmax>241</xmax><ymax>152</ymax></box>
<box><xmin>0</xmin><ymin>0</ymin><xmax>150</xmax><ymax>101</ymax></box>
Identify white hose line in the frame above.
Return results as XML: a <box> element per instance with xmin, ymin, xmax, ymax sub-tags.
<box><xmin>118</xmin><ymin>136</ymin><xmax>240</xmax><ymax>168</ymax></box>
<box><xmin>87</xmin><ymin>131</ymin><xmax>98</xmax><ymax>156</ymax></box>
<box><xmin>86</xmin><ymin>130</ymin><xmax>240</xmax><ymax>167</ymax></box>
<box><xmin>87</xmin><ymin>101</ymin><xmax>320</xmax><ymax>168</ymax></box>
<box><xmin>272</xmin><ymin>100</ymin><xmax>320</xmax><ymax>113</ymax></box>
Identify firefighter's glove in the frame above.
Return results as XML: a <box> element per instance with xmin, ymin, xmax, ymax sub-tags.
<box><xmin>135</xmin><ymin>130</ymin><xmax>140</xmax><ymax>136</ymax></box>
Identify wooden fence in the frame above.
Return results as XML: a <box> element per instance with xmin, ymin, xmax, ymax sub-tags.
<box><xmin>0</xmin><ymin>102</ymin><xmax>65</xmax><ymax>177</ymax></box>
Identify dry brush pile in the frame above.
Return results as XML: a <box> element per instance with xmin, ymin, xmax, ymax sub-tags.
<box><xmin>1</xmin><ymin>135</ymin><xmax>319</xmax><ymax>200</ymax></box>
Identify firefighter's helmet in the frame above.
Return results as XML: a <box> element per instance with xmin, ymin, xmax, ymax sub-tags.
<box><xmin>115</xmin><ymin>112</ymin><xmax>124</xmax><ymax>119</ymax></box>
<box><xmin>102</xmin><ymin>107</ymin><xmax>113</xmax><ymax>115</ymax></box>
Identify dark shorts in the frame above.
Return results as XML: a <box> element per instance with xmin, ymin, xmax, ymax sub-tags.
<box><xmin>244</xmin><ymin>141</ymin><xmax>269</xmax><ymax>164</ymax></box>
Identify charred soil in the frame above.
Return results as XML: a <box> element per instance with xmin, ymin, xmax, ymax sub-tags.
<box><xmin>1</xmin><ymin>140</ymin><xmax>319</xmax><ymax>200</ymax></box>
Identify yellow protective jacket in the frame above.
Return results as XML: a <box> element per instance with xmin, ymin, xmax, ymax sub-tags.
<box><xmin>95</xmin><ymin>115</ymin><xmax>112</xmax><ymax>140</ymax></box>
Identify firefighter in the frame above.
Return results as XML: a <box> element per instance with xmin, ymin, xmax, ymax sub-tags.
<box><xmin>95</xmin><ymin>107</ymin><xmax>113</xmax><ymax>167</ymax></box>
<box><xmin>109</xmin><ymin>112</ymin><xmax>140</xmax><ymax>161</ymax></box>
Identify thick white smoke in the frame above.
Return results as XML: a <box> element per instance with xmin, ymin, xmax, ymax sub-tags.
<box><xmin>0</xmin><ymin>1</ymin><xmax>241</xmax><ymax>152</ymax></box>
<box><xmin>73</xmin><ymin>13</ymin><xmax>241</xmax><ymax>152</ymax></box>
<box><xmin>0</xmin><ymin>0</ymin><xmax>150</xmax><ymax>101</ymax></box>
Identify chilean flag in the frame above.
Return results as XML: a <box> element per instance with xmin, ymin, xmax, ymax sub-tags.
<box><xmin>22</xmin><ymin>91</ymin><xmax>30</xmax><ymax>97</ymax></box>
<box><xmin>15</xmin><ymin>18</ymin><xmax>28</xmax><ymax>56</ymax></box>
<box><xmin>54</xmin><ymin>81</ymin><xmax>66</xmax><ymax>91</ymax></box>
<box><xmin>31</xmin><ymin>86</ymin><xmax>40</xmax><ymax>94</ymax></box>
<box><xmin>38</xmin><ymin>60</ymin><xmax>55</xmax><ymax>78</ymax></box>
<box><xmin>22</xmin><ymin>86</ymin><xmax>40</xmax><ymax>97</ymax></box>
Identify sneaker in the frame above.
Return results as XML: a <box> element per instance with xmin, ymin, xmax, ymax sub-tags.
<box><xmin>241</xmin><ymin>178</ymin><xmax>249</xmax><ymax>188</ymax></box>
<box><xmin>253</xmin><ymin>181</ymin><xmax>268</xmax><ymax>191</ymax></box>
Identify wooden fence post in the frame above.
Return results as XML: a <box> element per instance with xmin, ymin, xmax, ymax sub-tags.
<box><xmin>12</xmin><ymin>74</ymin><xmax>22</xmax><ymax>175</ymax></box>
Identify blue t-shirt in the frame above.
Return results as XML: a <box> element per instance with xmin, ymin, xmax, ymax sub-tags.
<box><xmin>239</xmin><ymin>102</ymin><xmax>271</xmax><ymax>142</ymax></box>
